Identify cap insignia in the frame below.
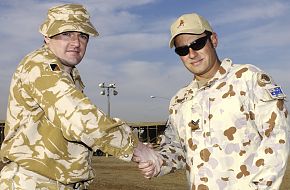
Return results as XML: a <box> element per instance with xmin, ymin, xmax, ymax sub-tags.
<box><xmin>178</xmin><ymin>19</ymin><xmax>184</xmax><ymax>28</ymax></box>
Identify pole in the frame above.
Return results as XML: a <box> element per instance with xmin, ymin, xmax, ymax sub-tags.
<box><xmin>150</xmin><ymin>95</ymin><xmax>169</xmax><ymax>100</ymax></box>
<box><xmin>107</xmin><ymin>87</ymin><xmax>110</xmax><ymax>117</ymax></box>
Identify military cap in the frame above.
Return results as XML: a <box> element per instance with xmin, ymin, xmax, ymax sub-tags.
<box><xmin>39</xmin><ymin>4</ymin><xmax>99</xmax><ymax>37</ymax></box>
<box><xmin>169</xmin><ymin>13</ymin><xmax>213</xmax><ymax>48</ymax></box>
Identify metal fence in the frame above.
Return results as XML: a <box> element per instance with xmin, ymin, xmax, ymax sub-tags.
<box><xmin>0</xmin><ymin>121</ymin><xmax>167</xmax><ymax>147</ymax></box>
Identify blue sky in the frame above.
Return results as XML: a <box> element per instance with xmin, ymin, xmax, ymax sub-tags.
<box><xmin>0</xmin><ymin>0</ymin><xmax>289</xmax><ymax>122</ymax></box>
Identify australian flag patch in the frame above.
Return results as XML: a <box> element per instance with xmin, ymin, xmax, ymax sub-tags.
<box><xmin>266</xmin><ymin>86</ymin><xmax>286</xmax><ymax>99</ymax></box>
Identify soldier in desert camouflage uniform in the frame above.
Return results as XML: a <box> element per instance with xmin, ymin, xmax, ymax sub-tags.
<box><xmin>133</xmin><ymin>13</ymin><xmax>289</xmax><ymax>190</ymax></box>
<box><xmin>0</xmin><ymin>4</ymin><xmax>156</xmax><ymax>190</ymax></box>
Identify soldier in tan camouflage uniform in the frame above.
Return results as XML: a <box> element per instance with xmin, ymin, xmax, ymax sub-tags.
<box><xmin>0</xmin><ymin>4</ymin><xmax>156</xmax><ymax>190</ymax></box>
<box><xmin>133</xmin><ymin>13</ymin><xmax>289</xmax><ymax>190</ymax></box>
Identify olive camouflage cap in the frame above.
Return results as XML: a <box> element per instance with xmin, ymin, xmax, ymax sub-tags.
<box><xmin>39</xmin><ymin>4</ymin><xmax>99</xmax><ymax>37</ymax></box>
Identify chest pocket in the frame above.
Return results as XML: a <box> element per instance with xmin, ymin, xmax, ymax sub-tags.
<box><xmin>182</xmin><ymin>99</ymin><xmax>203</xmax><ymax>132</ymax></box>
<box><xmin>207</xmin><ymin>94</ymin><xmax>260</xmax><ymax>151</ymax></box>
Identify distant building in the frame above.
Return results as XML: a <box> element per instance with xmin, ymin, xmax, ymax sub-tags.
<box><xmin>0</xmin><ymin>120</ymin><xmax>168</xmax><ymax>150</ymax></box>
<box><xmin>128</xmin><ymin>121</ymin><xmax>167</xmax><ymax>145</ymax></box>
<box><xmin>93</xmin><ymin>121</ymin><xmax>167</xmax><ymax>156</ymax></box>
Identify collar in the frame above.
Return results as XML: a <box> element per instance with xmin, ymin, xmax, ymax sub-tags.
<box><xmin>43</xmin><ymin>44</ymin><xmax>85</xmax><ymax>91</ymax></box>
<box><xmin>171</xmin><ymin>58</ymin><xmax>233</xmax><ymax>106</ymax></box>
<box><xmin>193</xmin><ymin>58</ymin><xmax>233</xmax><ymax>90</ymax></box>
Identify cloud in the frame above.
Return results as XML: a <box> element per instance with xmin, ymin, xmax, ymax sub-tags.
<box><xmin>87</xmin><ymin>32</ymin><xmax>168</xmax><ymax>62</ymax></box>
<box><xmin>0</xmin><ymin>0</ymin><xmax>289</xmax><ymax>122</ymax></box>
<box><xmin>213</xmin><ymin>1</ymin><xmax>289</xmax><ymax>26</ymax></box>
<box><xmin>79</xmin><ymin>57</ymin><xmax>190</xmax><ymax>122</ymax></box>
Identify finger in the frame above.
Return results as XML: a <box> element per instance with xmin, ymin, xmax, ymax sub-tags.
<box><xmin>139</xmin><ymin>164</ymin><xmax>155</xmax><ymax>172</ymax></box>
<box><xmin>138</xmin><ymin>161</ymin><xmax>152</xmax><ymax>169</ymax></box>
<box><xmin>139</xmin><ymin>164</ymin><xmax>155</xmax><ymax>174</ymax></box>
<box><xmin>143</xmin><ymin>169</ymin><xmax>155</xmax><ymax>178</ymax></box>
<box><xmin>132</xmin><ymin>156</ymin><xmax>141</xmax><ymax>163</ymax></box>
<box><xmin>133</xmin><ymin>148</ymin><xmax>142</xmax><ymax>157</ymax></box>
<box><xmin>144</xmin><ymin>175</ymin><xmax>152</xmax><ymax>179</ymax></box>
<box><xmin>146</xmin><ymin>143</ymin><xmax>154</xmax><ymax>149</ymax></box>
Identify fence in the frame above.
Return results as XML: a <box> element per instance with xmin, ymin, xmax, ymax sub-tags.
<box><xmin>0</xmin><ymin>120</ymin><xmax>167</xmax><ymax>147</ymax></box>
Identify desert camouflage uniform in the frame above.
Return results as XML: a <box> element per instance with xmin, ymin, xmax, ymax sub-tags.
<box><xmin>158</xmin><ymin>58</ymin><xmax>289</xmax><ymax>190</ymax></box>
<box><xmin>0</xmin><ymin>44</ymin><xmax>138</xmax><ymax>189</ymax></box>
<box><xmin>0</xmin><ymin>4</ymin><xmax>138</xmax><ymax>188</ymax></box>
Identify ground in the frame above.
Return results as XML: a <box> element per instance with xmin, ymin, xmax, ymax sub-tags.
<box><xmin>90</xmin><ymin>157</ymin><xmax>290</xmax><ymax>190</ymax></box>
<box><xmin>91</xmin><ymin>156</ymin><xmax>187</xmax><ymax>190</ymax></box>
<box><xmin>0</xmin><ymin>156</ymin><xmax>289</xmax><ymax>189</ymax></box>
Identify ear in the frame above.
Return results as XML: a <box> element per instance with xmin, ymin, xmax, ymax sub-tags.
<box><xmin>44</xmin><ymin>36</ymin><xmax>50</xmax><ymax>44</ymax></box>
<box><xmin>210</xmin><ymin>32</ymin><xmax>218</xmax><ymax>48</ymax></box>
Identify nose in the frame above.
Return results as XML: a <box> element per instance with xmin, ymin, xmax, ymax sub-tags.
<box><xmin>188</xmin><ymin>48</ymin><xmax>198</xmax><ymax>58</ymax></box>
<box><xmin>70</xmin><ymin>34</ymin><xmax>81</xmax><ymax>46</ymax></box>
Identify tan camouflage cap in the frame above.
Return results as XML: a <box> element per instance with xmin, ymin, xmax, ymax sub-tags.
<box><xmin>39</xmin><ymin>4</ymin><xmax>99</xmax><ymax>37</ymax></box>
<box><xmin>169</xmin><ymin>13</ymin><xmax>213</xmax><ymax>48</ymax></box>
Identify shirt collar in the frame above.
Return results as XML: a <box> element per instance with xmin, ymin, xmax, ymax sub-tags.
<box><xmin>171</xmin><ymin>58</ymin><xmax>233</xmax><ymax>106</ymax></box>
<box><xmin>193</xmin><ymin>58</ymin><xmax>233</xmax><ymax>90</ymax></box>
<box><xmin>43</xmin><ymin>44</ymin><xmax>85</xmax><ymax>91</ymax></box>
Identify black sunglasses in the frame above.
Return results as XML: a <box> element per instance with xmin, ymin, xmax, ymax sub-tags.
<box><xmin>174</xmin><ymin>35</ymin><xmax>209</xmax><ymax>56</ymax></box>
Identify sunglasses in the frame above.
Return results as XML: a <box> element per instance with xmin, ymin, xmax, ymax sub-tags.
<box><xmin>174</xmin><ymin>35</ymin><xmax>209</xmax><ymax>56</ymax></box>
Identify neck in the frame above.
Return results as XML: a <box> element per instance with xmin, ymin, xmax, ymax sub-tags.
<box><xmin>196</xmin><ymin>59</ymin><xmax>221</xmax><ymax>81</ymax></box>
<box><xmin>63</xmin><ymin>64</ymin><xmax>73</xmax><ymax>74</ymax></box>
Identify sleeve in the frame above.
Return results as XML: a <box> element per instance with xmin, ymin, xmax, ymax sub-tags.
<box><xmin>249</xmin><ymin>72</ymin><xmax>289</xmax><ymax>189</ymax></box>
<box><xmin>157</xmin><ymin>117</ymin><xmax>186</xmax><ymax>176</ymax></box>
<box><xmin>21</xmin><ymin>61</ymin><xmax>138</xmax><ymax>161</ymax></box>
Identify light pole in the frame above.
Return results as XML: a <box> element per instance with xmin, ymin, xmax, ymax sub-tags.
<box><xmin>150</xmin><ymin>95</ymin><xmax>170</xmax><ymax>100</ymax></box>
<box><xmin>99</xmin><ymin>82</ymin><xmax>118</xmax><ymax>117</ymax></box>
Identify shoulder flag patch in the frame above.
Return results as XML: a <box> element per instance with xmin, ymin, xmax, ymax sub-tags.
<box><xmin>266</xmin><ymin>86</ymin><xmax>286</xmax><ymax>99</ymax></box>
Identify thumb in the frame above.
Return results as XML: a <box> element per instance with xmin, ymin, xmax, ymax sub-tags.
<box><xmin>132</xmin><ymin>156</ymin><xmax>141</xmax><ymax>163</ymax></box>
<box><xmin>146</xmin><ymin>143</ymin><xmax>154</xmax><ymax>149</ymax></box>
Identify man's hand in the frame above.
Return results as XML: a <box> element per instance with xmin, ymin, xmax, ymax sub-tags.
<box><xmin>132</xmin><ymin>142</ymin><xmax>163</xmax><ymax>178</ymax></box>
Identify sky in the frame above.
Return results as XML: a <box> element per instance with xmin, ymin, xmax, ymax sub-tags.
<box><xmin>0</xmin><ymin>0</ymin><xmax>289</xmax><ymax>122</ymax></box>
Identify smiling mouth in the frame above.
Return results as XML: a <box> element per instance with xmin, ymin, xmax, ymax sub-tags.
<box><xmin>191</xmin><ymin>59</ymin><xmax>203</xmax><ymax>66</ymax></box>
<box><xmin>68</xmin><ymin>50</ymin><xmax>79</xmax><ymax>53</ymax></box>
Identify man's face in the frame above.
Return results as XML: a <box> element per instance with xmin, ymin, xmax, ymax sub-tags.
<box><xmin>174</xmin><ymin>33</ymin><xmax>220</xmax><ymax>80</ymax></box>
<box><xmin>45</xmin><ymin>31</ymin><xmax>89</xmax><ymax>70</ymax></box>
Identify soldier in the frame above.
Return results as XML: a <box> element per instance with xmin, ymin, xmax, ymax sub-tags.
<box><xmin>0</xmin><ymin>4</ymin><xmax>155</xmax><ymax>190</ymax></box>
<box><xmin>133</xmin><ymin>12</ymin><xmax>289</xmax><ymax>190</ymax></box>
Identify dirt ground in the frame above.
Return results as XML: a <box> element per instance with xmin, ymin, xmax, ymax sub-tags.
<box><xmin>91</xmin><ymin>156</ymin><xmax>290</xmax><ymax>190</ymax></box>
<box><xmin>91</xmin><ymin>156</ymin><xmax>187</xmax><ymax>190</ymax></box>
<box><xmin>0</xmin><ymin>156</ymin><xmax>289</xmax><ymax>189</ymax></box>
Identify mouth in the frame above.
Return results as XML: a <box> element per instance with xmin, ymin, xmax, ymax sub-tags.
<box><xmin>191</xmin><ymin>58</ymin><xmax>203</xmax><ymax>66</ymax></box>
<box><xmin>67</xmin><ymin>50</ymin><xmax>81</xmax><ymax>56</ymax></box>
<box><xmin>67</xmin><ymin>50</ymin><xmax>80</xmax><ymax>53</ymax></box>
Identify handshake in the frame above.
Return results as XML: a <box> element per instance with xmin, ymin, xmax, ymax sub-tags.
<box><xmin>132</xmin><ymin>141</ymin><xmax>163</xmax><ymax>179</ymax></box>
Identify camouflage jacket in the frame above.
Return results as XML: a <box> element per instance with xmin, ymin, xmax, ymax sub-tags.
<box><xmin>0</xmin><ymin>45</ymin><xmax>137</xmax><ymax>184</ymax></box>
<box><xmin>158</xmin><ymin>58</ymin><xmax>289</xmax><ymax>190</ymax></box>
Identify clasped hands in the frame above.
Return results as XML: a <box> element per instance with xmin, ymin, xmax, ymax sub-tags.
<box><xmin>132</xmin><ymin>141</ymin><xmax>163</xmax><ymax>179</ymax></box>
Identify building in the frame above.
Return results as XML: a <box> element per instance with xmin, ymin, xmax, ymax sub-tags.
<box><xmin>0</xmin><ymin>120</ymin><xmax>167</xmax><ymax>150</ymax></box>
<box><xmin>128</xmin><ymin>121</ymin><xmax>167</xmax><ymax>145</ymax></box>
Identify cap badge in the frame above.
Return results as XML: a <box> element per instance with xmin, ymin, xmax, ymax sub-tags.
<box><xmin>177</xmin><ymin>19</ymin><xmax>184</xmax><ymax>28</ymax></box>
